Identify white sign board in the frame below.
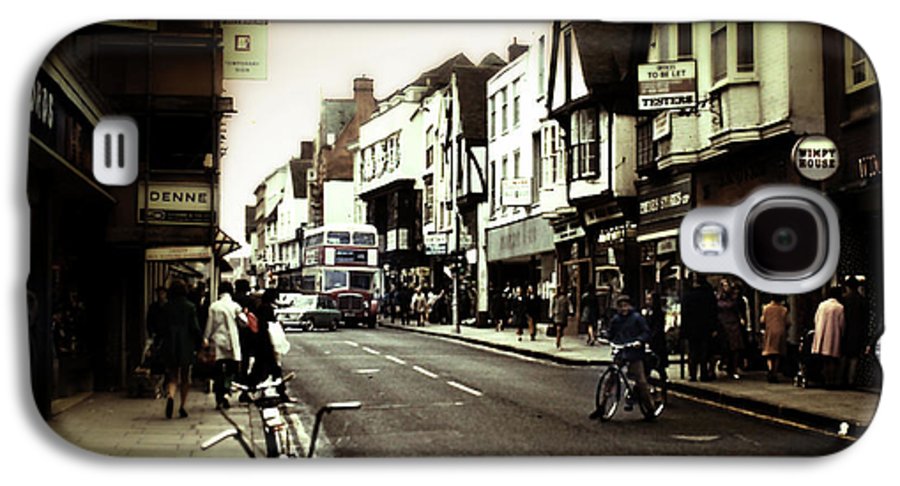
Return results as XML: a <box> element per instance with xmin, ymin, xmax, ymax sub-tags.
<box><xmin>138</xmin><ymin>182</ymin><xmax>213</xmax><ymax>225</ymax></box>
<box><xmin>638</xmin><ymin>61</ymin><xmax>697</xmax><ymax>111</ymax></box>
<box><xmin>501</xmin><ymin>178</ymin><xmax>532</xmax><ymax>207</ymax></box>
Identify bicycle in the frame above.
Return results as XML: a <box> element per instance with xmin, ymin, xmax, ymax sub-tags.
<box><xmin>593</xmin><ymin>342</ymin><xmax>667</xmax><ymax>422</ymax></box>
<box><xmin>201</xmin><ymin>373</ymin><xmax>301</xmax><ymax>458</ymax></box>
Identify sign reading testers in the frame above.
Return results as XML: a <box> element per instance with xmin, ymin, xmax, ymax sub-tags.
<box><xmin>638</xmin><ymin>61</ymin><xmax>697</xmax><ymax>111</ymax></box>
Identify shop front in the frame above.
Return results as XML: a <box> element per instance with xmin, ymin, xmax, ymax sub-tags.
<box><xmin>636</xmin><ymin>172</ymin><xmax>692</xmax><ymax>330</ymax></box>
<box><xmin>486</xmin><ymin>215</ymin><xmax>557</xmax><ymax>322</ymax></box>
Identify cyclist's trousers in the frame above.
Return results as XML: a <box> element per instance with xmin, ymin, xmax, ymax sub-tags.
<box><xmin>627</xmin><ymin>359</ymin><xmax>652</xmax><ymax>411</ymax></box>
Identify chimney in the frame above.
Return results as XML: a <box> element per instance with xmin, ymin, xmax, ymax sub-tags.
<box><xmin>353</xmin><ymin>76</ymin><xmax>376</xmax><ymax>124</ymax></box>
<box><xmin>508</xmin><ymin>37</ymin><xmax>528</xmax><ymax>62</ymax></box>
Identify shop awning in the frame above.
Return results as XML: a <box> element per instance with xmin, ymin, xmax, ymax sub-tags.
<box><xmin>214</xmin><ymin>227</ymin><xmax>242</xmax><ymax>259</ymax></box>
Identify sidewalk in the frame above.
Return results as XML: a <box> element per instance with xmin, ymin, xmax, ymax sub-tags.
<box><xmin>48</xmin><ymin>389</ymin><xmax>249</xmax><ymax>458</ymax></box>
<box><xmin>380</xmin><ymin>319</ymin><xmax>880</xmax><ymax>438</ymax></box>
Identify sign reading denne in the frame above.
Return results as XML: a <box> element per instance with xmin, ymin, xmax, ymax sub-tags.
<box><xmin>138</xmin><ymin>182</ymin><xmax>213</xmax><ymax>225</ymax></box>
<box><xmin>638</xmin><ymin>61</ymin><xmax>697</xmax><ymax>111</ymax></box>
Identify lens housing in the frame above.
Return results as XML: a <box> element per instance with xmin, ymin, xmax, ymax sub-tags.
<box><xmin>746</xmin><ymin>199</ymin><xmax>828</xmax><ymax>278</ymax></box>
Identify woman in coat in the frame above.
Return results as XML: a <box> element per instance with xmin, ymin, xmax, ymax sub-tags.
<box><xmin>760</xmin><ymin>295</ymin><xmax>789</xmax><ymax>383</ymax></box>
<box><xmin>716</xmin><ymin>279</ymin><xmax>746</xmax><ymax>380</ymax></box>
<box><xmin>551</xmin><ymin>287</ymin><xmax>571</xmax><ymax>349</ymax></box>
<box><xmin>159</xmin><ymin>279</ymin><xmax>202</xmax><ymax>419</ymax></box>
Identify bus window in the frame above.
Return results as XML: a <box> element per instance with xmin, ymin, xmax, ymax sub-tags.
<box><xmin>327</xmin><ymin>231</ymin><xmax>351</xmax><ymax>244</ymax></box>
<box><xmin>305</xmin><ymin>233</ymin><xmax>323</xmax><ymax>247</ymax></box>
<box><xmin>349</xmin><ymin>271</ymin><xmax>373</xmax><ymax>291</ymax></box>
<box><xmin>324</xmin><ymin>269</ymin><xmax>348</xmax><ymax>290</ymax></box>
<box><xmin>353</xmin><ymin>232</ymin><xmax>376</xmax><ymax>246</ymax></box>
<box><xmin>300</xmin><ymin>275</ymin><xmax>317</xmax><ymax>291</ymax></box>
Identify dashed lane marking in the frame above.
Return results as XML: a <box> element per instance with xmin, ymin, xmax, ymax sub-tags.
<box><xmin>384</xmin><ymin>355</ymin><xmax>407</xmax><ymax>365</ymax></box>
<box><xmin>445</xmin><ymin>381</ymin><xmax>484</xmax><ymax>397</ymax></box>
<box><xmin>361</xmin><ymin>346</ymin><xmax>381</xmax><ymax>355</ymax></box>
<box><xmin>412</xmin><ymin>365</ymin><xmax>439</xmax><ymax>379</ymax></box>
<box><xmin>353</xmin><ymin>368</ymin><xmax>381</xmax><ymax>374</ymax></box>
<box><xmin>343</xmin><ymin>341</ymin><xmax>359</xmax><ymax>347</ymax></box>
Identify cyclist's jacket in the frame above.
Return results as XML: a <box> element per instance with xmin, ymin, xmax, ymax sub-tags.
<box><xmin>608</xmin><ymin>309</ymin><xmax>651</xmax><ymax>361</ymax></box>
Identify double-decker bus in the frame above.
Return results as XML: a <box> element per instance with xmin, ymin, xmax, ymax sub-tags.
<box><xmin>300</xmin><ymin>223</ymin><xmax>380</xmax><ymax>327</ymax></box>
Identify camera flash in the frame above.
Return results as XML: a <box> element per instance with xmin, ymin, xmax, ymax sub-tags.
<box><xmin>695</xmin><ymin>224</ymin><xmax>726</xmax><ymax>255</ymax></box>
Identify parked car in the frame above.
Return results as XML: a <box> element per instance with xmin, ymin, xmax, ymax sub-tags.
<box><xmin>275</xmin><ymin>293</ymin><xmax>342</xmax><ymax>331</ymax></box>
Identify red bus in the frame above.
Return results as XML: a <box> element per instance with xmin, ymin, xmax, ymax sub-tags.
<box><xmin>300</xmin><ymin>223</ymin><xmax>380</xmax><ymax>327</ymax></box>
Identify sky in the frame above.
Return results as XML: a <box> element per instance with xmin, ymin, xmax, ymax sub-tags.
<box><xmin>220</xmin><ymin>21</ymin><xmax>548</xmax><ymax>252</ymax></box>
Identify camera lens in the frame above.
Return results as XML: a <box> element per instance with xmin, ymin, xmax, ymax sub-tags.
<box><xmin>771</xmin><ymin>227</ymin><xmax>798</xmax><ymax>253</ymax></box>
<box><xmin>747</xmin><ymin>200</ymin><xmax>826</xmax><ymax>277</ymax></box>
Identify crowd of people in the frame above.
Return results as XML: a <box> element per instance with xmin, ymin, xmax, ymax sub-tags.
<box><xmin>680</xmin><ymin>274</ymin><xmax>872</xmax><ymax>389</ymax></box>
<box><xmin>146</xmin><ymin>279</ymin><xmax>287</xmax><ymax>419</ymax></box>
<box><xmin>381</xmin><ymin>283</ymin><xmax>451</xmax><ymax>327</ymax></box>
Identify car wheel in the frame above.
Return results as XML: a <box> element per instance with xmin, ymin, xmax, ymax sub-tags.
<box><xmin>330</xmin><ymin>319</ymin><xmax>338</xmax><ymax>332</ymax></box>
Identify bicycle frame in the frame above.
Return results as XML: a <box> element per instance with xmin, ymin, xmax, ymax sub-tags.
<box><xmin>202</xmin><ymin>374</ymin><xmax>298</xmax><ymax>458</ymax></box>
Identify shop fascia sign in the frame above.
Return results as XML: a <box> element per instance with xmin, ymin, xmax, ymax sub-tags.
<box><xmin>138</xmin><ymin>182</ymin><xmax>214</xmax><ymax>225</ymax></box>
<box><xmin>146</xmin><ymin>245</ymin><xmax>212</xmax><ymax>261</ymax></box>
<box><xmin>640</xmin><ymin>189</ymin><xmax>691</xmax><ymax>215</ymax></box>
<box><xmin>638</xmin><ymin>60</ymin><xmax>697</xmax><ymax>111</ymax></box>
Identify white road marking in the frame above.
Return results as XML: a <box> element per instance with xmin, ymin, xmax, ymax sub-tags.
<box><xmin>412</xmin><ymin>365</ymin><xmax>439</xmax><ymax>379</ymax></box>
<box><xmin>354</xmin><ymin>368</ymin><xmax>381</xmax><ymax>374</ymax></box>
<box><xmin>384</xmin><ymin>355</ymin><xmax>407</xmax><ymax>365</ymax></box>
<box><xmin>361</xmin><ymin>346</ymin><xmax>381</xmax><ymax>355</ymax></box>
<box><xmin>445</xmin><ymin>381</ymin><xmax>484</xmax><ymax>397</ymax></box>
<box><xmin>343</xmin><ymin>341</ymin><xmax>359</xmax><ymax>347</ymax></box>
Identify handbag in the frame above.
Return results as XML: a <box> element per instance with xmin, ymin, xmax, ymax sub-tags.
<box><xmin>268</xmin><ymin>321</ymin><xmax>291</xmax><ymax>356</ymax></box>
<box><xmin>197</xmin><ymin>344</ymin><xmax>217</xmax><ymax>366</ymax></box>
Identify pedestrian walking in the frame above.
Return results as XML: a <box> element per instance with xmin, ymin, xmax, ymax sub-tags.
<box><xmin>204</xmin><ymin>281</ymin><xmax>244</xmax><ymax>410</ymax></box>
<box><xmin>643</xmin><ymin>291</ymin><xmax>669</xmax><ymax>383</ymax></box>
<box><xmin>398</xmin><ymin>284</ymin><xmax>412</xmax><ymax>326</ymax></box>
<box><xmin>526</xmin><ymin>285</ymin><xmax>540</xmax><ymax>341</ymax></box>
<box><xmin>716</xmin><ymin>278</ymin><xmax>746</xmax><ymax>380</ymax></box>
<box><xmin>760</xmin><ymin>295</ymin><xmax>789</xmax><ymax>383</ymax></box>
<box><xmin>581</xmin><ymin>283</ymin><xmax>599</xmax><ymax>346</ymax></box>
<box><xmin>813</xmin><ymin>287</ymin><xmax>845</xmax><ymax>388</ymax></box>
<box><xmin>158</xmin><ymin>279</ymin><xmax>202</xmax><ymax>419</ymax></box>
<box><xmin>511</xmin><ymin>286</ymin><xmax>527</xmax><ymax>341</ymax></box>
<box><xmin>412</xmin><ymin>287</ymin><xmax>427</xmax><ymax>327</ymax></box>
<box><xmin>233</xmin><ymin>279</ymin><xmax>256</xmax><ymax>403</ymax></box>
<box><xmin>680</xmin><ymin>274</ymin><xmax>718</xmax><ymax>382</ymax></box>
<box><xmin>551</xmin><ymin>287</ymin><xmax>572</xmax><ymax>349</ymax></box>
<box><xmin>147</xmin><ymin>286</ymin><xmax>167</xmax><ymax>338</ymax></box>
<box><xmin>490</xmin><ymin>284</ymin><xmax>506</xmax><ymax>331</ymax></box>
<box><xmin>840</xmin><ymin>278</ymin><xmax>868</xmax><ymax>388</ymax></box>
<box><xmin>248</xmin><ymin>289</ymin><xmax>288</xmax><ymax>399</ymax></box>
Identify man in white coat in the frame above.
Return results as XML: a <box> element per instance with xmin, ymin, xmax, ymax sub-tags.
<box><xmin>813</xmin><ymin>286</ymin><xmax>845</xmax><ymax>388</ymax></box>
<box><xmin>204</xmin><ymin>281</ymin><xmax>244</xmax><ymax>410</ymax></box>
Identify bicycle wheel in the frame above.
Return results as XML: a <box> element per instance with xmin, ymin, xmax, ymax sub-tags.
<box><xmin>594</xmin><ymin>368</ymin><xmax>621</xmax><ymax>422</ymax></box>
<box><xmin>639</xmin><ymin>367</ymin><xmax>668</xmax><ymax>420</ymax></box>
<box><xmin>264</xmin><ymin>426</ymin><xmax>282</xmax><ymax>457</ymax></box>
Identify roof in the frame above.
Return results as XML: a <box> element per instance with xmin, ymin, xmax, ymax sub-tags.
<box><xmin>319</xmin><ymin>99</ymin><xmax>357</xmax><ymax>145</ymax></box>
<box><xmin>569</xmin><ymin>22</ymin><xmax>652</xmax><ymax>105</ymax></box>
<box><xmin>455</xmin><ymin>64</ymin><xmax>504</xmax><ymax>140</ymax></box>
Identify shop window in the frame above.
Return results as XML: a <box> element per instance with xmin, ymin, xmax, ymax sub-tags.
<box><xmin>501</xmin><ymin>87</ymin><xmax>509</xmax><ymax>134</ymax></box>
<box><xmin>489</xmin><ymin>96</ymin><xmax>496</xmax><ymax>139</ymax></box>
<box><xmin>845</xmin><ymin>37</ymin><xmax>877</xmax><ymax>93</ymax></box>
<box><xmin>677</xmin><ymin>23</ymin><xmax>693</xmax><ymax>60</ymax></box>
<box><xmin>711</xmin><ymin>22</ymin><xmax>756</xmax><ymax>85</ymax></box>
<box><xmin>424</xmin><ymin>175</ymin><xmax>434</xmax><ymax>224</ymax></box>
<box><xmin>541</xmin><ymin>123</ymin><xmax>560</xmax><ymax>187</ymax></box>
<box><xmin>512</xmin><ymin>77</ymin><xmax>521</xmax><ymax>127</ymax></box>
<box><xmin>570</xmin><ymin>108</ymin><xmax>600</xmax><ymax>179</ymax></box>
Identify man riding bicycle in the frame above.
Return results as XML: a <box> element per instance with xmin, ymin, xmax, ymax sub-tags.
<box><xmin>594</xmin><ymin>294</ymin><xmax>653</xmax><ymax>416</ymax></box>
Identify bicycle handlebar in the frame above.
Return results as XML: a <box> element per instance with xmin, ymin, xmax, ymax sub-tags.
<box><xmin>231</xmin><ymin>372</ymin><xmax>296</xmax><ymax>393</ymax></box>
